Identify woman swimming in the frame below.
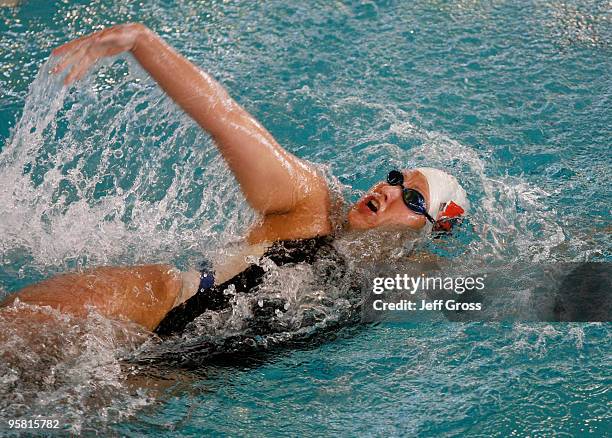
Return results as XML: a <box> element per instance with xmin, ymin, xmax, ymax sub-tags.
<box><xmin>0</xmin><ymin>23</ymin><xmax>469</xmax><ymax>335</ymax></box>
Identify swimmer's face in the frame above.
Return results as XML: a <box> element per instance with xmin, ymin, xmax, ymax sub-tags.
<box><xmin>347</xmin><ymin>169</ymin><xmax>430</xmax><ymax>231</ymax></box>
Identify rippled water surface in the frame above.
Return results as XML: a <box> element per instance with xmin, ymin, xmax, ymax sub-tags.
<box><xmin>0</xmin><ymin>0</ymin><xmax>610</xmax><ymax>435</ymax></box>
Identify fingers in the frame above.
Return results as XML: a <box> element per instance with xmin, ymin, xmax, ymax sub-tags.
<box><xmin>64</xmin><ymin>52</ymin><xmax>96</xmax><ymax>85</ymax></box>
<box><xmin>50</xmin><ymin>25</ymin><xmax>137</xmax><ymax>85</ymax></box>
<box><xmin>51</xmin><ymin>43</ymin><xmax>88</xmax><ymax>74</ymax></box>
<box><xmin>51</xmin><ymin>30</ymin><xmax>104</xmax><ymax>82</ymax></box>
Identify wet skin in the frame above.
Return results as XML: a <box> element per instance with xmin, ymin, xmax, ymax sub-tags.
<box><xmin>1</xmin><ymin>265</ymin><xmax>182</xmax><ymax>331</ymax></box>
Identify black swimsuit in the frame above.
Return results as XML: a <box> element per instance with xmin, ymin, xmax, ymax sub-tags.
<box><xmin>155</xmin><ymin>236</ymin><xmax>345</xmax><ymax>336</ymax></box>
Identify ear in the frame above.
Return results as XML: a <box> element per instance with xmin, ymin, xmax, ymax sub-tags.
<box><xmin>433</xmin><ymin>201</ymin><xmax>465</xmax><ymax>232</ymax></box>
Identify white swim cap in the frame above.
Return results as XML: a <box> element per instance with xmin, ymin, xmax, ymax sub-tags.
<box><xmin>415</xmin><ymin>167</ymin><xmax>470</xmax><ymax>229</ymax></box>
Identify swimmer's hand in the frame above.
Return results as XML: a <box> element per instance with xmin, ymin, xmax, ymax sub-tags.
<box><xmin>52</xmin><ymin>23</ymin><xmax>146</xmax><ymax>85</ymax></box>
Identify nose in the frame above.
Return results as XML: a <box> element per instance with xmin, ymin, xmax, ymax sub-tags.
<box><xmin>379</xmin><ymin>183</ymin><xmax>403</xmax><ymax>204</ymax></box>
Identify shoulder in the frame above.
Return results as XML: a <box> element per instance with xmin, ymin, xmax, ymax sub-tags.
<box><xmin>248</xmin><ymin>171</ymin><xmax>334</xmax><ymax>243</ymax></box>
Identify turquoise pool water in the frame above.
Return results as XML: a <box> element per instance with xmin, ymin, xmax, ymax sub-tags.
<box><xmin>0</xmin><ymin>0</ymin><xmax>610</xmax><ymax>435</ymax></box>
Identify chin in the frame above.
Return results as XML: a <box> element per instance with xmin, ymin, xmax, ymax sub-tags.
<box><xmin>348</xmin><ymin>214</ymin><xmax>427</xmax><ymax>234</ymax></box>
<box><xmin>347</xmin><ymin>209</ymin><xmax>374</xmax><ymax>230</ymax></box>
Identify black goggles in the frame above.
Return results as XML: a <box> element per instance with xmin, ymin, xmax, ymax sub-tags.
<box><xmin>387</xmin><ymin>170</ymin><xmax>435</xmax><ymax>224</ymax></box>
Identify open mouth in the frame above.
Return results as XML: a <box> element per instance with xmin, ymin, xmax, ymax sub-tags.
<box><xmin>366</xmin><ymin>198</ymin><xmax>379</xmax><ymax>213</ymax></box>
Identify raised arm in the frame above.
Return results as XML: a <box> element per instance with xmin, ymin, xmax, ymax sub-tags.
<box><xmin>52</xmin><ymin>23</ymin><xmax>328</xmax><ymax>219</ymax></box>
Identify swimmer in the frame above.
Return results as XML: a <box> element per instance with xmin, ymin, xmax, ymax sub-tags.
<box><xmin>0</xmin><ymin>24</ymin><xmax>469</xmax><ymax>335</ymax></box>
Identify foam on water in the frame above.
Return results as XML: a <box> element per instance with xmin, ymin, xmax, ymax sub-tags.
<box><xmin>0</xmin><ymin>300</ymin><xmax>153</xmax><ymax>434</ymax></box>
<box><xmin>0</xmin><ymin>56</ymin><xmax>256</xmax><ymax>282</ymax></box>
